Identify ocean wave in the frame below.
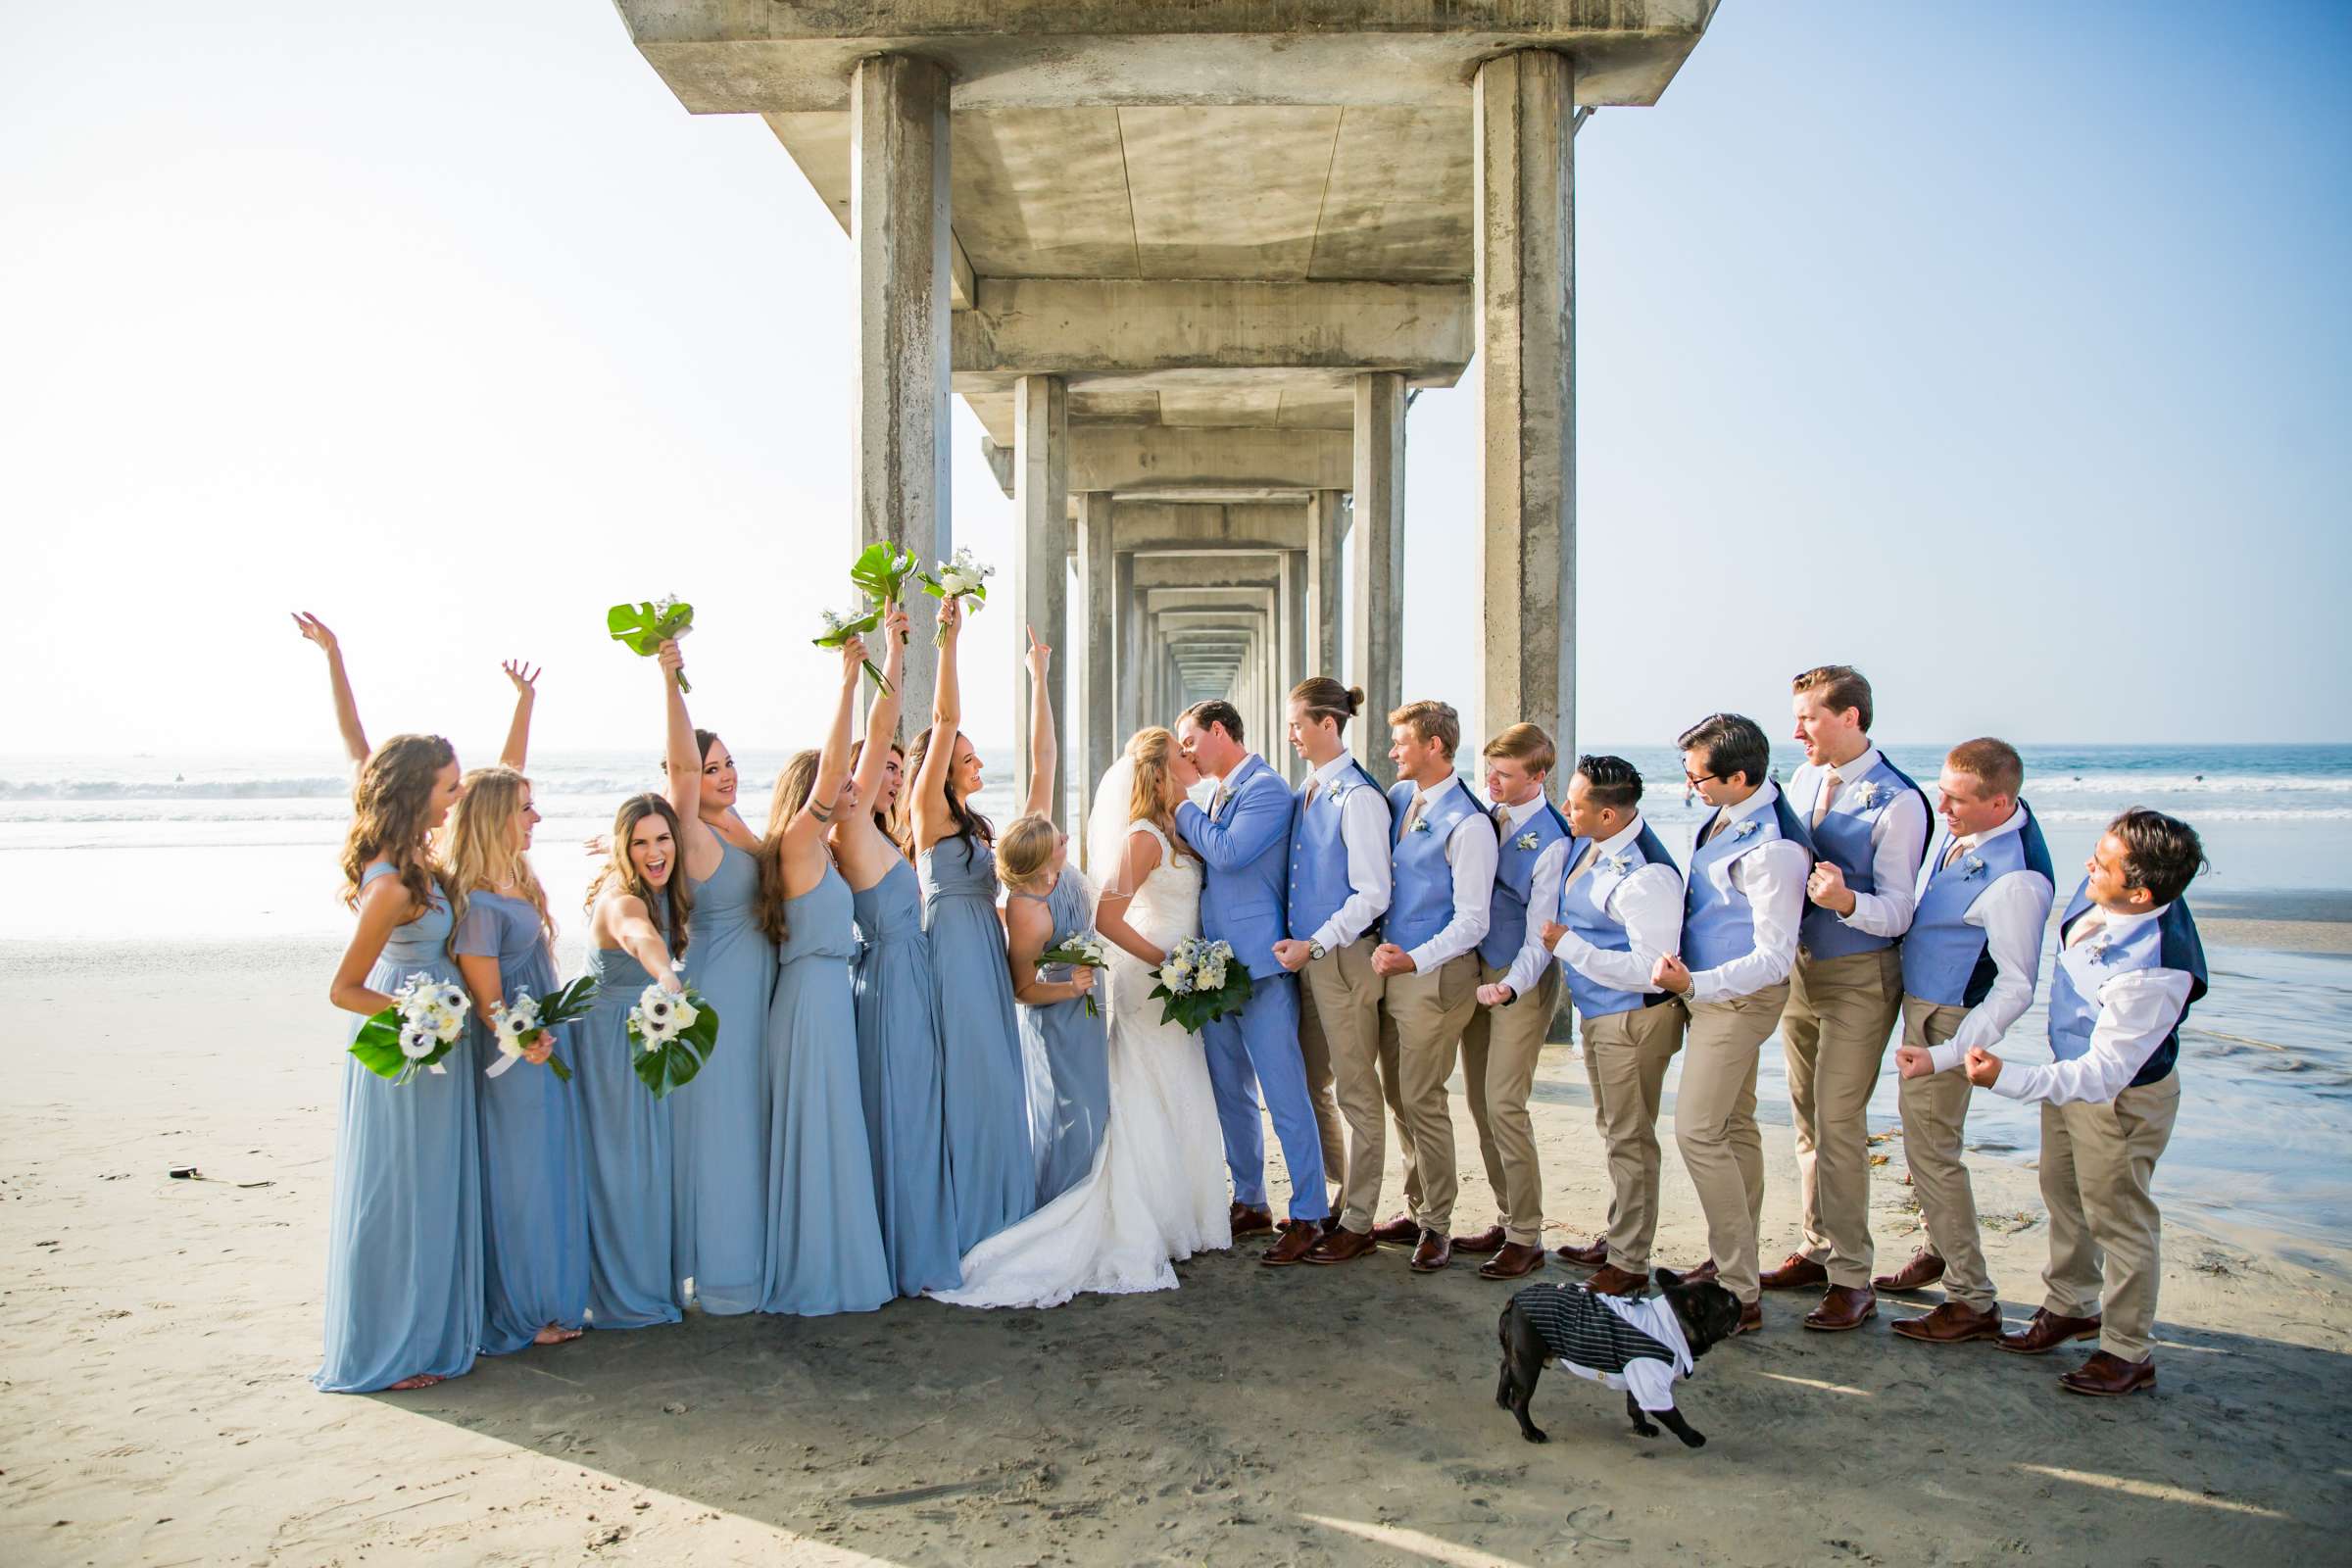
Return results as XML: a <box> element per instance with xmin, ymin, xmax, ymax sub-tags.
<box><xmin>0</xmin><ymin>775</ymin><xmax>663</xmax><ymax>804</ymax></box>
<box><xmin>2022</xmin><ymin>774</ymin><xmax>2352</xmax><ymax>795</ymax></box>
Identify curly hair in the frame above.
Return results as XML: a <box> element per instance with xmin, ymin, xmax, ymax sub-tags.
<box><xmin>338</xmin><ymin>733</ymin><xmax>456</xmax><ymax>921</ymax></box>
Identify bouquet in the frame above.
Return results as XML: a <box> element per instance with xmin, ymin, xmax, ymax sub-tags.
<box><xmin>1038</xmin><ymin>931</ymin><xmax>1111</xmax><ymax>1017</ymax></box>
<box><xmin>608</xmin><ymin>594</ymin><xmax>695</xmax><ymax>692</ymax></box>
<box><xmin>349</xmin><ymin>973</ymin><xmax>471</xmax><ymax>1084</ymax></box>
<box><xmin>1147</xmin><ymin>936</ymin><xmax>1253</xmax><ymax>1034</ymax></box>
<box><xmin>849</xmin><ymin>542</ymin><xmax>919</xmax><ymax>643</ymax></box>
<box><xmin>812</xmin><ymin>605</ymin><xmax>890</xmax><ymax>692</ymax></box>
<box><xmin>629</xmin><ymin>977</ymin><xmax>720</xmax><ymax>1100</ymax></box>
<box><xmin>484</xmin><ymin>975</ymin><xmax>597</xmax><ymax>1083</ymax></box>
<box><xmin>917</xmin><ymin>547</ymin><xmax>995</xmax><ymax>645</ymax></box>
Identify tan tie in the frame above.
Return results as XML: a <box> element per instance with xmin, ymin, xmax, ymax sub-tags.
<box><xmin>1492</xmin><ymin>803</ymin><xmax>1511</xmax><ymax>834</ymax></box>
<box><xmin>2066</xmin><ymin>908</ymin><xmax>2109</xmax><ymax>950</ymax></box>
<box><xmin>1210</xmin><ymin>781</ymin><xmax>1230</xmax><ymax>819</ymax></box>
<box><xmin>1561</xmin><ymin>840</ymin><xmax>1601</xmax><ymax>892</ymax></box>
<box><xmin>1811</xmin><ymin>768</ymin><xmax>1842</xmax><ymax>829</ymax></box>
<box><xmin>1302</xmin><ymin>778</ymin><xmax>1320</xmax><ymax>810</ymax></box>
<box><xmin>1705</xmin><ymin>811</ymin><xmax>1733</xmax><ymax>844</ymax></box>
<box><xmin>1401</xmin><ymin>793</ymin><xmax>1427</xmax><ymax>835</ymax></box>
<box><xmin>1940</xmin><ymin>836</ymin><xmax>1967</xmax><ymax>871</ymax></box>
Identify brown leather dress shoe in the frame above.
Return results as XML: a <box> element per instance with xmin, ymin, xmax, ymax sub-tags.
<box><xmin>1873</xmin><ymin>1247</ymin><xmax>1946</xmax><ymax>1293</ymax></box>
<box><xmin>1477</xmin><ymin>1242</ymin><xmax>1545</xmax><ymax>1280</ymax></box>
<box><xmin>1319</xmin><ymin>1214</ymin><xmax>1344</xmax><ymax>1237</ymax></box>
<box><xmin>1759</xmin><ymin>1252</ymin><xmax>1830</xmax><ymax>1291</ymax></box>
<box><xmin>1888</xmin><ymin>1301</ymin><xmax>2004</xmax><ymax>1345</ymax></box>
<box><xmin>1584</xmin><ymin>1262</ymin><xmax>1648</xmax><ymax>1297</ymax></box>
<box><xmin>1553</xmin><ymin>1234</ymin><xmax>1609</xmax><ymax>1268</ymax></box>
<box><xmin>1676</xmin><ymin>1258</ymin><xmax>1720</xmax><ymax>1285</ymax></box>
<box><xmin>1408</xmin><ymin>1230</ymin><xmax>1453</xmax><ymax>1273</ymax></box>
<box><xmin>1260</xmin><ymin>1219</ymin><xmax>1322</xmax><ymax>1266</ymax></box>
<box><xmin>1230</xmin><ymin>1202</ymin><xmax>1274</xmax><ymax>1238</ymax></box>
<box><xmin>1304</xmin><ymin>1226</ymin><xmax>1380</xmax><ymax>1264</ymax></box>
<box><xmin>1370</xmin><ymin>1212</ymin><xmax>1421</xmax><ymax>1245</ymax></box>
<box><xmin>1736</xmin><ymin>1298</ymin><xmax>1763</xmax><ymax>1335</ymax></box>
<box><xmin>1802</xmin><ymin>1284</ymin><xmax>1878</xmax><ymax>1332</ymax></box>
<box><xmin>2059</xmin><ymin>1349</ymin><xmax>2155</xmax><ymax>1396</ymax></box>
<box><xmin>1451</xmin><ymin>1224</ymin><xmax>1507</xmax><ymax>1254</ymax></box>
<box><xmin>1998</xmin><ymin>1307</ymin><xmax>2102</xmax><ymax>1356</ymax></box>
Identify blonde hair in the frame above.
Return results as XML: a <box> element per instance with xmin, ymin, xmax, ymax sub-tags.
<box><xmin>338</xmin><ymin>732</ymin><xmax>455</xmax><ymax>918</ymax></box>
<box><xmin>439</xmin><ymin>765</ymin><xmax>552</xmax><ymax>948</ymax></box>
<box><xmin>1481</xmin><ymin>722</ymin><xmax>1556</xmax><ymax>776</ymax></box>
<box><xmin>1388</xmin><ymin>699</ymin><xmax>1460</xmax><ymax>759</ymax></box>
<box><xmin>996</xmin><ymin>812</ymin><xmax>1061</xmax><ymax>895</ymax></box>
<box><xmin>1126</xmin><ymin>727</ymin><xmax>1183</xmax><ymax>842</ymax></box>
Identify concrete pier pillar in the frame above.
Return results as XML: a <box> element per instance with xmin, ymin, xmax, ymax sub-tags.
<box><xmin>1351</xmin><ymin>371</ymin><xmax>1406</xmax><ymax>785</ymax></box>
<box><xmin>1012</xmin><ymin>374</ymin><xmax>1068</xmax><ymax>810</ymax></box>
<box><xmin>1278</xmin><ymin>547</ymin><xmax>1304</xmax><ymax>780</ymax></box>
<box><xmin>1474</xmin><ymin>48</ymin><xmax>1576</xmax><ymax>757</ymax></box>
<box><xmin>1305</xmin><ymin>489</ymin><xmax>1344</xmax><ymax>681</ymax></box>
<box><xmin>1112</xmin><ymin>546</ymin><xmax>1139</xmax><ymax>744</ymax></box>
<box><xmin>851</xmin><ymin>53</ymin><xmax>952</xmax><ymax>728</ymax></box>
<box><xmin>1076</xmin><ymin>490</ymin><xmax>1116</xmax><ymax>825</ymax></box>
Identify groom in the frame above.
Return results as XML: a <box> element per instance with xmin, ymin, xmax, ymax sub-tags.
<box><xmin>1175</xmin><ymin>700</ymin><xmax>1333</xmax><ymax>1265</ymax></box>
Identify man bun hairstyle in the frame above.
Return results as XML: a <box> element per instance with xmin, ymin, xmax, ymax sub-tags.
<box><xmin>1575</xmin><ymin>754</ymin><xmax>1644</xmax><ymax>814</ymax></box>
<box><xmin>1676</xmin><ymin>712</ymin><xmax>1771</xmax><ymax>791</ymax></box>
<box><xmin>1181</xmin><ymin>698</ymin><xmax>1246</xmax><ymax>746</ymax></box>
<box><xmin>1388</xmin><ymin>699</ymin><xmax>1460</xmax><ymax>760</ymax></box>
<box><xmin>1290</xmin><ymin>675</ymin><xmax>1363</xmax><ymax>729</ymax></box>
<box><xmin>1945</xmin><ymin>737</ymin><xmax>2024</xmax><ymax>801</ymax></box>
<box><xmin>2108</xmin><ymin>808</ymin><xmax>2209</xmax><ymax>906</ymax></box>
<box><xmin>1791</xmin><ymin>664</ymin><xmax>1874</xmax><ymax>732</ymax></box>
<box><xmin>1482</xmin><ymin>722</ymin><xmax>1556</xmax><ymax>776</ymax></box>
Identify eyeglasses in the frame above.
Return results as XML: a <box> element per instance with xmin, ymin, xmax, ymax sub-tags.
<box><xmin>1684</xmin><ymin>770</ymin><xmax>1718</xmax><ymax>787</ymax></box>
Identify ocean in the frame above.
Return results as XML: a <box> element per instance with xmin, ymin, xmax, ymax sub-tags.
<box><xmin>6</xmin><ymin>741</ymin><xmax>2347</xmax><ymax>1265</ymax></box>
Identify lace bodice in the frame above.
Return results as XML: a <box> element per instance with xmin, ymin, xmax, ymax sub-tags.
<box><xmin>1116</xmin><ymin>820</ymin><xmax>1200</xmax><ymax>961</ymax></box>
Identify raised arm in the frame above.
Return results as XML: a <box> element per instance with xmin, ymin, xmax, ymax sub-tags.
<box><xmin>849</xmin><ymin>605</ymin><xmax>910</xmax><ymax>811</ymax></box>
<box><xmin>910</xmin><ymin>595</ymin><xmax>964</xmax><ymax>844</ymax></box>
<box><xmin>783</xmin><ymin>636</ymin><xmax>865</xmax><ymax>871</ymax></box>
<box><xmin>292</xmin><ymin>612</ymin><xmax>369</xmax><ymax>766</ymax></box>
<box><xmin>658</xmin><ymin>639</ymin><xmax>702</xmax><ymax>820</ymax></box>
<box><xmin>1021</xmin><ymin>624</ymin><xmax>1056</xmax><ymax>819</ymax></box>
<box><xmin>497</xmin><ymin>660</ymin><xmax>540</xmax><ymax>770</ymax></box>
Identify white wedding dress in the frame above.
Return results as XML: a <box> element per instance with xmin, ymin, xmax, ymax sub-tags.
<box><xmin>932</xmin><ymin>816</ymin><xmax>1233</xmax><ymax>1308</ymax></box>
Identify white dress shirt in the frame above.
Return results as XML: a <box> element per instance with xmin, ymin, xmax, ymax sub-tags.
<box><xmin>1403</xmin><ymin>775</ymin><xmax>1496</xmax><ymax>972</ymax></box>
<box><xmin>1921</xmin><ymin>807</ymin><xmax>2058</xmax><ymax>1072</ymax></box>
<box><xmin>1304</xmin><ymin>751</ymin><xmax>1395</xmax><ymax>952</ymax></box>
<box><xmin>1546</xmin><ymin>815</ymin><xmax>1683</xmax><ymax>999</ymax></box>
<box><xmin>1992</xmin><ymin>904</ymin><xmax>2194</xmax><ymax>1106</ymax></box>
<box><xmin>1494</xmin><ymin>793</ymin><xmax>1571</xmax><ymax>996</ymax></box>
<box><xmin>1687</xmin><ymin>783</ymin><xmax>1809</xmax><ymax>1004</ymax></box>
<box><xmin>1788</xmin><ymin>744</ymin><xmax>1930</xmax><ymax>940</ymax></box>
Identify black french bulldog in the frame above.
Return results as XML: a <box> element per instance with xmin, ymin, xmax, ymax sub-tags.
<box><xmin>1495</xmin><ymin>1268</ymin><xmax>1743</xmax><ymax>1447</ymax></box>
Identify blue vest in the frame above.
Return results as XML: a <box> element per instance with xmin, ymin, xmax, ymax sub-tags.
<box><xmin>1558</xmin><ymin>820</ymin><xmax>1681</xmax><ymax>1019</ymax></box>
<box><xmin>1385</xmin><ymin>777</ymin><xmax>1489</xmax><ymax>956</ymax></box>
<box><xmin>1287</xmin><ymin>757</ymin><xmax>1390</xmax><ymax>941</ymax></box>
<box><xmin>2046</xmin><ymin>880</ymin><xmax>2208</xmax><ymax>1091</ymax></box>
<box><xmin>1900</xmin><ymin>803</ymin><xmax>2055</xmax><ymax>1008</ymax></box>
<box><xmin>1683</xmin><ymin>789</ymin><xmax>1814</xmax><ymax>977</ymax></box>
<box><xmin>1478</xmin><ymin>795</ymin><xmax>1573</xmax><ymax>969</ymax></box>
<box><xmin>1796</xmin><ymin>752</ymin><xmax>1931</xmax><ymax>959</ymax></box>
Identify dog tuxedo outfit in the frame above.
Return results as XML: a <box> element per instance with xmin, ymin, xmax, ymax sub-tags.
<box><xmin>1516</xmin><ymin>1284</ymin><xmax>1697</xmax><ymax>1412</ymax></box>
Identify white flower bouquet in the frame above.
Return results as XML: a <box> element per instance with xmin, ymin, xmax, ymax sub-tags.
<box><xmin>608</xmin><ymin>594</ymin><xmax>696</xmax><ymax>692</ymax></box>
<box><xmin>628</xmin><ymin>977</ymin><xmax>720</xmax><ymax>1099</ymax></box>
<box><xmin>918</xmin><ymin>547</ymin><xmax>995</xmax><ymax>644</ymax></box>
<box><xmin>812</xmin><ymin>604</ymin><xmax>890</xmax><ymax>691</ymax></box>
<box><xmin>1038</xmin><ymin>931</ymin><xmax>1112</xmax><ymax>1017</ymax></box>
<box><xmin>1147</xmin><ymin>936</ymin><xmax>1254</xmax><ymax>1034</ymax></box>
<box><xmin>349</xmin><ymin>973</ymin><xmax>471</xmax><ymax>1084</ymax></box>
<box><xmin>485</xmin><ymin>974</ymin><xmax>597</xmax><ymax>1083</ymax></box>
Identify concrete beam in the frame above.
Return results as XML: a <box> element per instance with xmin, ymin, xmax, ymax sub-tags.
<box><xmin>1112</xmin><ymin>501</ymin><xmax>1308</xmax><ymax>554</ymax></box>
<box><xmin>1011</xmin><ymin>373</ymin><xmax>1068</xmax><ymax>808</ymax></box>
<box><xmin>1071</xmin><ymin>425</ymin><xmax>1352</xmax><ymax>494</ymax></box>
<box><xmin>1351</xmin><ymin>370</ymin><xmax>1405</xmax><ymax>785</ymax></box>
<box><xmin>1133</xmin><ymin>554</ymin><xmax>1286</xmax><ymax>590</ymax></box>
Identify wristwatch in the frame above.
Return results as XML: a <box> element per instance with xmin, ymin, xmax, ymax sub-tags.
<box><xmin>1497</xmin><ymin>984</ymin><xmax>1518</xmax><ymax>1006</ymax></box>
<box><xmin>1308</xmin><ymin>941</ymin><xmax>1328</xmax><ymax>961</ymax></box>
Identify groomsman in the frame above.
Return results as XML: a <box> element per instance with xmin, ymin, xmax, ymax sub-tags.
<box><xmin>1458</xmin><ymin>723</ymin><xmax>1573</xmax><ymax>1280</ymax></box>
<box><xmin>1265</xmin><ymin>677</ymin><xmax>1396</xmax><ymax>1266</ymax></box>
<box><xmin>1883</xmin><ymin>738</ymin><xmax>2055</xmax><ymax>1345</ymax></box>
<box><xmin>1968</xmin><ymin>808</ymin><xmax>2208</xmax><ymax>1397</ymax></box>
<box><xmin>1649</xmin><ymin>712</ymin><xmax>1811</xmax><ymax>1333</ymax></box>
<box><xmin>1536</xmin><ymin>756</ymin><xmax>1687</xmax><ymax>1298</ymax></box>
<box><xmin>1367</xmin><ymin>700</ymin><xmax>1495</xmax><ymax>1274</ymax></box>
<box><xmin>1761</xmin><ymin>665</ymin><xmax>1930</xmax><ymax>1332</ymax></box>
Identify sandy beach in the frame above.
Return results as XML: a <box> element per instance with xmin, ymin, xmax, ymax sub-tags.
<box><xmin>5</xmin><ymin>934</ymin><xmax>2349</xmax><ymax>1567</ymax></box>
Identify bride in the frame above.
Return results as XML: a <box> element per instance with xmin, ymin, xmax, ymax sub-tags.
<box><xmin>932</xmin><ymin>727</ymin><xmax>1234</xmax><ymax>1308</ymax></box>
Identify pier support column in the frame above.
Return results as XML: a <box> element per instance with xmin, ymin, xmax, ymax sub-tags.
<box><xmin>1278</xmin><ymin>547</ymin><xmax>1304</xmax><ymax>780</ymax></box>
<box><xmin>1076</xmin><ymin>490</ymin><xmax>1116</xmax><ymax>829</ymax></box>
<box><xmin>1305</xmin><ymin>489</ymin><xmax>1344</xmax><ymax>681</ymax></box>
<box><xmin>1351</xmin><ymin>371</ymin><xmax>1406</xmax><ymax>785</ymax></box>
<box><xmin>1012</xmin><ymin>374</ymin><xmax>1068</xmax><ymax>809</ymax></box>
<box><xmin>1113</xmin><ymin>546</ymin><xmax>1139</xmax><ymax>743</ymax></box>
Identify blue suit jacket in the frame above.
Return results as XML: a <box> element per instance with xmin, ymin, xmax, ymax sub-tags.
<box><xmin>1175</xmin><ymin>753</ymin><xmax>1294</xmax><ymax>979</ymax></box>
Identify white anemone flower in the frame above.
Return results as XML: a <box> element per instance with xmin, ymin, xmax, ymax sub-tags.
<box><xmin>670</xmin><ymin>999</ymin><xmax>700</xmax><ymax>1031</ymax></box>
<box><xmin>398</xmin><ymin>1028</ymin><xmax>435</xmax><ymax>1060</ymax></box>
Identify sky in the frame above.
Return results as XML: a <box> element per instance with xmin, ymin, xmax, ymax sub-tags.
<box><xmin>4</xmin><ymin>0</ymin><xmax>2347</xmax><ymax>763</ymax></box>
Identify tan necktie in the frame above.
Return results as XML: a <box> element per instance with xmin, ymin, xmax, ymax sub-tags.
<box><xmin>2066</xmin><ymin>908</ymin><xmax>2109</xmax><ymax>950</ymax></box>
<box><xmin>1492</xmin><ymin>803</ymin><xmax>1511</xmax><ymax>834</ymax></box>
<box><xmin>1302</xmin><ymin>777</ymin><xmax>1320</xmax><ymax>810</ymax></box>
<box><xmin>1811</xmin><ymin>768</ymin><xmax>1842</xmax><ymax>828</ymax></box>
<box><xmin>1400</xmin><ymin>793</ymin><xmax>1427</xmax><ymax>835</ymax></box>
<box><xmin>1705</xmin><ymin>811</ymin><xmax>1733</xmax><ymax>844</ymax></box>
<box><xmin>1941</xmin><ymin>836</ymin><xmax>1968</xmax><ymax>871</ymax></box>
<box><xmin>1560</xmin><ymin>840</ymin><xmax>1601</xmax><ymax>893</ymax></box>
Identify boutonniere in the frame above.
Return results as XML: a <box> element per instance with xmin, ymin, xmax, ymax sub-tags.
<box><xmin>1602</xmin><ymin>851</ymin><xmax>1635</xmax><ymax>875</ymax></box>
<box><xmin>1410</xmin><ymin>816</ymin><xmax>1434</xmax><ymax>835</ymax></box>
<box><xmin>2087</xmin><ymin>936</ymin><xmax>2121</xmax><ymax>966</ymax></box>
<box><xmin>1514</xmin><ymin>830</ymin><xmax>1542</xmax><ymax>851</ymax></box>
<box><xmin>1848</xmin><ymin>780</ymin><xmax>1886</xmax><ymax>809</ymax></box>
<box><xmin>1961</xmin><ymin>853</ymin><xmax>1987</xmax><ymax>880</ymax></box>
<box><xmin>1732</xmin><ymin>818</ymin><xmax>1760</xmax><ymax>841</ymax></box>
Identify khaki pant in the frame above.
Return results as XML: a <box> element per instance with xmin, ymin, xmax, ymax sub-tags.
<box><xmin>1781</xmin><ymin>946</ymin><xmax>1904</xmax><ymax>1287</ymax></box>
<box><xmin>1895</xmin><ymin>997</ymin><xmax>1996</xmax><ymax>1309</ymax></box>
<box><xmin>1378</xmin><ymin>952</ymin><xmax>1480</xmax><ymax>1233</ymax></box>
<box><xmin>1460</xmin><ymin>961</ymin><xmax>1561</xmax><ymax>1246</ymax></box>
<box><xmin>1675</xmin><ymin>982</ymin><xmax>1787</xmax><ymax>1304</ymax></box>
<box><xmin>1299</xmin><ymin>936</ymin><xmax>1389</xmax><ymax>1234</ymax></box>
<box><xmin>1580</xmin><ymin>1001</ymin><xmax>1687</xmax><ymax>1272</ymax></box>
<box><xmin>2039</xmin><ymin>1069</ymin><xmax>2180</xmax><ymax>1361</ymax></box>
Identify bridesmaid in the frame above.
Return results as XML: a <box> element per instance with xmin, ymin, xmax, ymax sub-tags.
<box><xmin>654</xmin><ymin>638</ymin><xmax>774</xmax><ymax>1316</ymax></box>
<box><xmin>446</xmin><ymin>709</ymin><xmax>592</xmax><ymax>1355</ymax></box>
<box><xmin>753</xmin><ymin>630</ymin><xmax>892</xmax><ymax>1316</ymax></box>
<box><xmin>295</xmin><ymin>612</ymin><xmax>480</xmax><ymax>1394</ymax></box>
<box><xmin>575</xmin><ymin>793</ymin><xmax>694</xmax><ymax>1329</ymax></box>
<box><xmin>833</xmin><ymin>605</ymin><xmax>962</xmax><ymax>1297</ymax></box>
<box><xmin>1000</xmin><ymin>810</ymin><xmax>1105</xmax><ymax>1205</ymax></box>
<box><xmin>906</xmin><ymin>599</ymin><xmax>1057</xmax><ymax>1251</ymax></box>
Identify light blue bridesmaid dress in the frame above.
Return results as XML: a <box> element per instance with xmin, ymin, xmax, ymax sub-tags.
<box><xmin>574</xmin><ymin>931</ymin><xmax>681</xmax><ymax>1329</ymax></box>
<box><xmin>316</xmin><ymin>863</ymin><xmax>482</xmax><ymax>1393</ymax></box>
<box><xmin>850</xmin><ymin>858</ymin><xmax>961</xmax><ymax>1296</ymax></box>
<box><xmin>458</xmin><ymin>891</ymin><xmax>590</xmax><ymax>1354</ymax></box>
<box><xmin>919</xmin><ymin>835</ymin><xmax>1036</xmax><ymax>1252</ymax></box>
<box><xmin>1015</xmin><ymin>870</ymin><xmax>1111</xmax><ymax>1206</ymax></box>
<box><xmin>760</xmin><ymin>858</ymin><xmax>892</xmax><ymax>1316</ymax></box>
<box><xmin>669</xmin><ymin>837</ymin><xmax>775</xmax><ymax>1314</ymax></box>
